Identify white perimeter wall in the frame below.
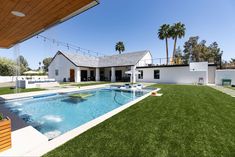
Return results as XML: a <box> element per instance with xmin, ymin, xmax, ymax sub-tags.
<box><xmin>137</xmin><ymin>66</ymin><xmax>216</xmax><ymax>84</ymax></box>
<box><xmin>215</xmin><ymin>69</ymin><xmax>235</xmax><ymax>85</ymax></box>
<box><xmin>0</xmin><ymin>76</ymin><xmax>48</xmax><ymax>83</ymax></box>
<box><xmin>48</xmin><ymin>53</ymin><xmax>77</xmax><ymax>82</ymax></box>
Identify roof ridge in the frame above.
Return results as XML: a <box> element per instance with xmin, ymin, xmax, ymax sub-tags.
<box><xmin>57</xmin><ymin>50</ymin><xmax>150</xmax><ymax>67</ymax></box>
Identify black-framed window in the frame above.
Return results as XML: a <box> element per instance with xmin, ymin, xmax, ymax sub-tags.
<box><xmin>138</xmin><ymin>70</ymin><xmax>143</xmax><ymax>79</ymax></box>
<box><xmin>154</xmin><ymin>70</ymin><xmax>160</xmax><ymax>79</ymax></box>
<box><xmin>55</xmin><ymin>69</ymin><xmax>59</xmax><ymax>76</ymax></box>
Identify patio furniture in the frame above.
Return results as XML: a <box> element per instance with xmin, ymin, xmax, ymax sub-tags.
<box><xmin>222</xmin><ymin>79</ymin><xmax>231</xmax><ymax>86</ymax></box>
<box><xmin>198</xmin><ymin>77</ymin><xmax>204</xmax><ymax>85</ymax></box>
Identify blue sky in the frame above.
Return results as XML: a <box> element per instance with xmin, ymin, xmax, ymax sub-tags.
<box><xmin>0</xmin><ymin>0</ymin><xmax>235</xmax><ymax>69</ymax></box>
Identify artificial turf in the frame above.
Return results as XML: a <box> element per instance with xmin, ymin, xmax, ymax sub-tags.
<box><xmin>44</xmin><ymin>84</ymin><xmax>235</xmax><ymax>157</ymax></box>
<box><xmin>0</xmin><ymin>87</ymin><xmax>46</xmax><ymax>95</ymax></box>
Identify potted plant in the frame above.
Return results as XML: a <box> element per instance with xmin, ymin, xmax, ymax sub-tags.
<box><xmin>0</xmin><ymin>113</ymin><xmax>12</xmax><ymax>152</ymax></box>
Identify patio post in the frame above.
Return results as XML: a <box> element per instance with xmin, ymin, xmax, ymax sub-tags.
<box><xmin>75</xmin><ymin>67</ymin><xmax>81</xmax><ymax>82</ymax></box>
<box><xmin>87</xmin><ymin>69</ymin><xmax>90</xmax><ymax>78</ymax></box>
<box><xmin>131</xmin><ymin>65</ymin><xmax>136</xmax><ymax>83</ymax></box>
<box><xmin>95</xmin><ymin>68</ymin><xmax>100</xmax><ymax>81</ymax></box>
<box><xmin>111</xmin><ymin>67</ymin><xmax>116</xmax><ymax>82</ymax></box>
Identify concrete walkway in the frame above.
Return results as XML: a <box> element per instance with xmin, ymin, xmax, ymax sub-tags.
<box><xmin>209</xmin><ymin>85</ymin><xmax>235</xmax><ymax>97</ymax></box>
<box><xmin>0</xmin><ymin>82</ymin><xmax>15</xmax><ymax>88</ymax></box>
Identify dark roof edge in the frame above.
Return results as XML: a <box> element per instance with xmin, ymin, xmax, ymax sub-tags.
<box><xmin>137</xmin><ymin>64</ymin><xmax>217</xmax><ymax>69</ymax></box>
<box><xmin>49</xmin><ymin>51</ymin><xmax>79</xmax><ymax>68</ymax></box>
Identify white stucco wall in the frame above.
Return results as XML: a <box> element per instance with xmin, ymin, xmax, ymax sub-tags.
<box><xmin>0</xmin><ymin>76</ymin><xmax>48</xmax><ymax>83</ymax></box>
<box><xmin>215</xmin><ymin>69</ymin><xmax>235</xmax><ymax>85</ymax></box>
<box><xmin>137</xmin><ymin>65</ymin><xmax>216</xmax><ymax>84</ymax></box>
<box><xmin>189</xmin><ymin>62</ymin><xmax>208</xmax><ymax>71</ymax></box>
<box><xmin>48</xmin><ymin>53</ymin><xmax>77</xmax><ymax>82</ymax></box>
<box><xmin>136</xmin><ymin>52</ymin><xmax>152</xmax><ymax>67</ymax></box>
<box><xmin>208</xmin><ymin>66</ymin><xmax>216</xmax><ymax>84</ymax></box>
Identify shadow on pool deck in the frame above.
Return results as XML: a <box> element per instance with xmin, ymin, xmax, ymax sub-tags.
<box><xmin>0</xmin><ymin>97</ymin><xmax>28</xmax><ymax>131</ymax></box>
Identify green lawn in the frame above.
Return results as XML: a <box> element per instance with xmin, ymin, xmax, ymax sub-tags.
<box><xmin>0</xmin><ymin>87</ymin><xmax>46</xmax><ymax>95</ymax></box>
<box><xmin>44</xmin><ymin>85</ymin><xmax>235</xmax><ymax>157</ymax></box>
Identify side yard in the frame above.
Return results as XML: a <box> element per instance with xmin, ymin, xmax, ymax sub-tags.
<box><xmin>44</xmin><ymin>85</ymin><xmax>235</xmax><ymax>157</ymax></box>
<box><xmin>0</xmin><ymin>87</ymin><xmax>46</xmax><ymax>95</ymax></box>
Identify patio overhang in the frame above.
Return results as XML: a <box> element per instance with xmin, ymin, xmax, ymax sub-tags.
<box><xmin>0</xmin><ymin>0</ymin><xmax>99</xmax><ymax>48</ymax></box>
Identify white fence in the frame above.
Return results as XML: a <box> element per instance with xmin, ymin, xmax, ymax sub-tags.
<box><xmin>215</xmin><ymin>70</ymin><xmax>235</xmax><ymax>85</ymax></box>
<box><xmin>0</xmin><ymin>76</ymin><xmax>48</xmax><ymax>83</ymax></box>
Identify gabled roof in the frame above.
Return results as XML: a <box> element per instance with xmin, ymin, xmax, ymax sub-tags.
<box><xmin>55</xmin><ymin>50</ymin><xmax>150</xmax><ymax>68</ymax></box>
<box><xmin>61</xmin><ymin>52</ymin><xmax>99</xmax><ymax>67</ymax></box>
<box><xmin>98</xmin><ymin>51</ymin><xmax>149</xmax><ymax>67</ymax></box>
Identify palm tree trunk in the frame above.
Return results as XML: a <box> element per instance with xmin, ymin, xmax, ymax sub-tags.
<box><xmin>173</xmin><ymin>37</ymin><xmax>177</xmax><ymax>59</ymax></box>
<box><xmin>165</xmin><ymin>38</ymin><xmax>169</xmax><ymax>65</ymax></box>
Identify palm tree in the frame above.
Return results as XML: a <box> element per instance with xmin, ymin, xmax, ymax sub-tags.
<box><xmin>158</xmin><ymin>24</ymin><xmax>171</xmax><ymax>64</ymax></box>
<box><xmin>115</xmin><ymin>41</ymin><xmax>125</xmax><ymax>54</ymax></box>
<box><xmin>170</xmin><ymin>22</ymin><xmax>186</xmax><ymax>60</ymax></box>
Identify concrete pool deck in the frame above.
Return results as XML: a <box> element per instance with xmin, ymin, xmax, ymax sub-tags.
<box><xmin>0</xmin><ymin>126</ymin><xmax>48</xmax><ymax>157</ymax></box>
<box><xmin>0</xmin><ymin>84</ymin><xmax>158</xmax><ymax>156</ymax></box>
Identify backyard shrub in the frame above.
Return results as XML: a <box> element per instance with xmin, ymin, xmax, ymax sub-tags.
<box><xmin>0</xmin><ymin>57</ymin><xmax>16</xmax><ymax>76</ymax></box>
<box><xmin>0</xmin><ymin>113</ymin><xmax>3</xmax><ymax>120</ymax></box>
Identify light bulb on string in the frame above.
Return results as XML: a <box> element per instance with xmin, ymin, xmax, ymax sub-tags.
<box><xmin>67</xmin><ymin>43</ymin><xmax>69</xmax><ymax>50</ymax></box>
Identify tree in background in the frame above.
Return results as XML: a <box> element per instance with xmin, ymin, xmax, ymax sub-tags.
<box><xmin>182</xmin><ymin>36</ymin><xmax>199</xmax><ymax>63</ymax></box>
<box><xmin>0</xmin><ymin>57</ymin><xmax>16</xmax><ymax>76</ymax></box>
<box><xmin>174</xmin><ymin>46</ymin><xmax>183</xmax><ymax>64</ymax></box>
<box><xmin>170</xmin><ymin>22</ymin><xmax>186</xmax><ymax>60</ymax></box>
<box><xmin>17</xmin><ymin>55</ymin><xmax>29</xmax><ymax>74</ymax></box>
<box><xmin>221</xmin><ymin>58</ymin><xmax>235</xmax><ymax>69</ymax></box>
<box><xmin>230</xmin><ymin>58</ymin><xmax>235</xmax><ymax>64</ymax></box>
<box><xmin>43</xmin><ymin>57</ymin><xmax>52</xmax><ymax>72</ymax></box>
<box><xmin>115</xmin><ymin>42</ymin><xmax>125</xmax><ymax>54</ymax></box>
<box><xmin>208</xmin><ymin>42</ymin><xmax>222</xmax><ymax>64</ymax></box>
<box><xmin>158</xmin><ymin>24</ymin><xmax>171</xmax><ymax>64</ymax></box>
<box><xmin>182</xmin><ymin>36</ymin><xmax>222</xmax><ymax>64</ymax></box>
<box><xmin>17</xmin><ymin>55</ymin><xmax>28</xmax><ymax>69</ymax></box>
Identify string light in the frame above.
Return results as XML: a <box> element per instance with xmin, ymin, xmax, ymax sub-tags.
<box><xmin>36</xmin><ymin>34</ymin><xmax>105</xmax><ymax>58</ymax></box>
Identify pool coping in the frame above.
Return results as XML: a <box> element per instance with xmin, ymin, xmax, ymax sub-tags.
<box><xmin>25</xmin><ymin>88</ymin><xmax>159</xmax><ymax>156</ymax></box>
<box><xmin>0</xmin><ymin>84</ymin><xmax>112</xmax><ymax>102</ymax></box>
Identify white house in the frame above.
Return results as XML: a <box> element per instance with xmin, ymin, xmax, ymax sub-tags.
<box><xmin>48</xmin><ymin>50</ymin><xmax>152</xmax><ymax>83</ymax></box>
<box><xmin>48</xmin><ymin>50</ymin><xmax>218</xmax><ymax>84</ymax></box>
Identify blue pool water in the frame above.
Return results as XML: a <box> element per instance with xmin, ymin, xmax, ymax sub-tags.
<box><xmin>4</xmin><ymin>88</ymin><xmax>149</xmax><ymax>139</ymax></box>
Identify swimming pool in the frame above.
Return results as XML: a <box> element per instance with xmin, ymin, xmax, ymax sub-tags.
<box><xmin>3</xmin><ymin>88</ymin><xmax>150</xmax><ymax>139</ymax></box>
